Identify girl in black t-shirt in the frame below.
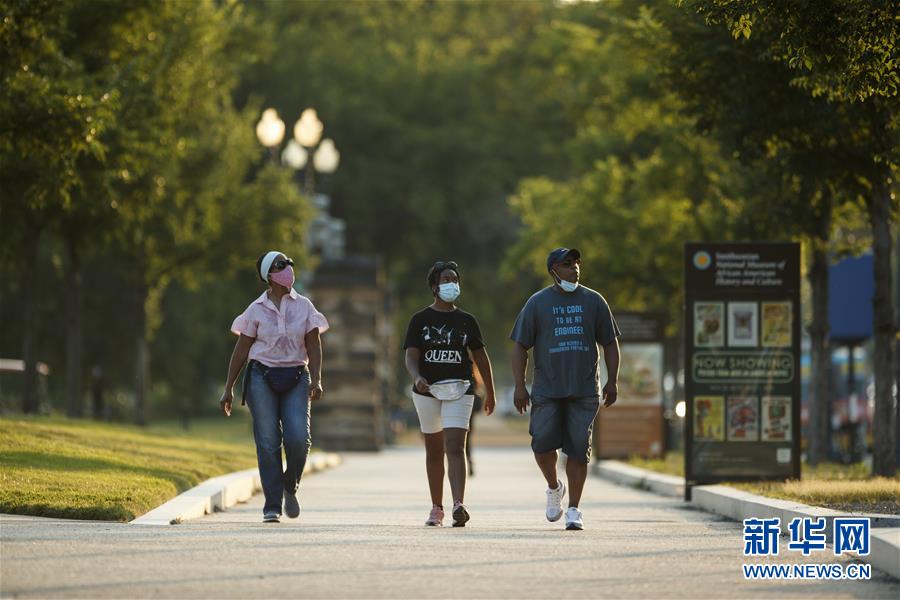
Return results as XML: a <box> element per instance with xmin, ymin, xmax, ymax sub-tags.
<box><xmin>403</xmin><ymin>260</ymin><xmax>497</xmax><ymax>527</ymax></box>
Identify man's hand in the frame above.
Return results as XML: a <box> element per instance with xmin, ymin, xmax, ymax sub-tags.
<box><xmin>309</xmin><ymin>379</ymin><xmax>324</xmax><ymax>402</ymax></box>
<box><xmin>602</xmin><ymin>380</ymin><xmax>618</xmax><ymax>407</ymax></box>
<box><xmin>414</xmin><ymin>376</ymin><xmax>430</xmax><ymax>394</ymax></box>
<box><xmin>483</xmin><ymin>393</ymin><xmax>496</xmax><ymax>416</ymax></box>
<box><xmin>513</xmin><ymin>386</ymin><xmax>530</xmax><ymax>414</ymax></box>
<box><xmin>219</xmin><ymin>388</ymin><xmax>233</xmax><ymax>417</ymax></box>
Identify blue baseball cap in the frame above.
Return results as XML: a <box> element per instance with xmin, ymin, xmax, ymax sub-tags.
<box><xmin>546</xmin><ymin>247</ymin><xmax>581</xmax><ymax>271</ymax></box>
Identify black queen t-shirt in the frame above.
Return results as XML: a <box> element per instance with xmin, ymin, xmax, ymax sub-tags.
<box><xmin>403</xmin><ymin>307</ymin><xmax>485</xmax><ymax>398</ymax></box>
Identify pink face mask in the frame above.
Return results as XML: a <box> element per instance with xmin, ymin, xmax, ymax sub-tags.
<box><xmin>269</xmin><ymin>265</ymin><xmax>295</xmax><ymax>289</ymax></box>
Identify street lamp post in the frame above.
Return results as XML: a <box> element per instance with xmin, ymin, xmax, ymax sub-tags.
<box><xmin>255</xmin><ymin>108</ymin><xmax>285</xmax><ymax>161</ymax></box>
<box><xmin>293</xmin><ymin>108</ymin><xmax>327</xmax><ymax>196</ymax></box>
<box><xmin>255</xmin><ymin>105</ymin><xmax>345</xmax><ymax>265</ymax></box>
<box><xmin>313</xmin><ymin>138</ymin><xmax>340</xmax><ymax>176</ymax></box>
<box><xmin>254</xmin><ymin>110</ymin><xmax>382</xmax><ymax>454</ymax></box>
<box><xmin>256</xmin><ymin>106</ymin><xmax>340</xmax><ymax>195</ymax></box>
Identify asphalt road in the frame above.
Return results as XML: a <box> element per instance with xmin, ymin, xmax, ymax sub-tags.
<box><xmin>2</xmin><ymin>446</ymin><xmax>897</xmax><ymax>598</ymax></box>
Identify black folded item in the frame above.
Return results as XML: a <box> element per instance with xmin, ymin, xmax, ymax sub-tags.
<box><xmin>264</xmin><ymin>365</ymin><xmax>306</xmax><ymax>394</ymax></box>
<box><xmin>244</xmin><ymin>360</ymin><xmax>307</xmax><ymax>402</ymax></box>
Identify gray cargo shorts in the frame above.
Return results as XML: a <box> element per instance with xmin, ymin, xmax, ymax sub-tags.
<box><xmin>529</xmin><ymin>395</ymin><xmax>601</xmax><ymax>463</ymax></box>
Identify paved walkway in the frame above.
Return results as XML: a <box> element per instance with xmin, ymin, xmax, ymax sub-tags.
<box><xmin>2</xmin><ymin>447</ymin><xmax>897</xmax><ymax>598</ymax></box>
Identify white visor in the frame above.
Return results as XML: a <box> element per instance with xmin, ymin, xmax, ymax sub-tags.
<box><xmin>259</xmin><ymin>250</ymin><xmax>282</xmax><ymax>281</ymax></box>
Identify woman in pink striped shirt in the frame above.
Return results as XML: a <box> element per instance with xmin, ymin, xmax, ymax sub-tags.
<box><xmin>219</xmin><ymin>250</ymin><xmax>329</xmax><ymax>523</ymax></box>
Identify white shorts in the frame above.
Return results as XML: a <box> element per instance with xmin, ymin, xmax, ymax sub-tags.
<box><xmin>413</xmin><ymin>392</ymin><xmax>475</xmax><ymax>434</ymax></box>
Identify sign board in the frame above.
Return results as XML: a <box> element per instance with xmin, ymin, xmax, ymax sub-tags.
<box><xmin>829</xmin><ymin>254</ymin><xmax>873</xmax><ymax>342</ymax></box>
<box><xmin>684</xmin><ymin>243</ymin><xmax>801</xmax><ymax>494</ymax></box>
<box><xmin>596</xmin><ymin>312</ymin><xmax>665</xmax><ymax>458</ymax></box>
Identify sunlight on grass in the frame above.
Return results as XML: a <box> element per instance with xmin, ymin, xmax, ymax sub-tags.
<box><xmin>624</xmin><ymin>452</ymin><xmax>900</xmax><ymax>513</ymax></box>
<box><xmin>625</xmin><ymin>453</ymin><xmax>684</xmax><ymax>477</ymax></box>
<box><xmin>0</xmin><ymin>416</ymin><xmax>257</xmax><ymax>521</ymax></box>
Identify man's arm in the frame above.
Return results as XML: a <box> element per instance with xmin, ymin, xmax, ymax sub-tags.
<box><xmin>602</xmin><ymin>338</ymin><xmax>620</xmax><ymax>407</ymax></box>
<box><xmin>511</xmin><ymin>342</ymin><xmax>530</xmax><ymax>414</ymax></box>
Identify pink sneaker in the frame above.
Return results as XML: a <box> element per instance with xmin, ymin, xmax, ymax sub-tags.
<box><xmin>425</xmin><ymin>505</ymin><xmax>444</xmax><ymax>526</ymax></box>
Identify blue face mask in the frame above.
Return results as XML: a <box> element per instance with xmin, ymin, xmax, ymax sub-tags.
<box><xmin>438</xmin><ymin>282</ymin><xmax>460</xmax><ymax>302</ymax></box>
<box><xmin>553</xmin><ymin>270</ymin><xmax>579</xmax><ymax>293</ymax></box>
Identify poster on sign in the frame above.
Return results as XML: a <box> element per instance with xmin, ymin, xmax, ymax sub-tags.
<box><xmin>694</xmin><ymin>302</ymin><xmax>724</xmax><ymax>347</ymax></box>
<box><xmin>694</xmin><ymin>396</ymin><xmax>724</xmax><ymax>441</ymax></box>
<box><xmin>761</xmin><ymin>396</ymin><xmax>792</xmax><ymax>441</ymax></box>
<box><xmin>761</xmin><ymin>302</ymin><xmax>792</xmax><ymax>347</ymax></box>
<box><xmin>728</xmin><ymin>302</ymin><xmax>758</xmax><ymax>347</ymax></box>
<box><xmin>727</xmin><ymin>396</ymin><xmax>759</xmax><ymax>441</ymax></box>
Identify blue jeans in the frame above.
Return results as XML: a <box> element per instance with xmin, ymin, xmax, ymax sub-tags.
<box><xmin>245</xmin><ymin>362</ymin><xmax>311</xmax><ymax>516</ymax></box>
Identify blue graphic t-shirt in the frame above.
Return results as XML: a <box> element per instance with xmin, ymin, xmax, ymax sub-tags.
<box><xmin>509</xmin><ymin>285</ymin><xmax>620</xmax><ymax>399</ymax></box>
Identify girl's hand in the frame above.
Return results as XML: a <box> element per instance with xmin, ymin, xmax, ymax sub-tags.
<box><xmin>414</xmin><ymin>377</ymin><xmax>430</xmax><ymax>394</ymax></box>
<box><xmin>483</xmin><ymin>393</ymin><xmax>496</xmax><ymax>416</ymax></box>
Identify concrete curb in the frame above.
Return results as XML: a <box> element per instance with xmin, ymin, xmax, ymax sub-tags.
<box><xmin>595</xmin><ymin>460</ymin><xmax>899</xmax><ymax>581</ymax></box>
<box><xmin>871</xmin><ymin>528</ymin><xmax>900</xmax><ymax>581</ymax></box>
<box><xmin>131</xmin><ymin>452</ymin><xmax>342</xmax><ymax>525</ymax></box>
<box><xmin>596</xmin><ymin>460</ymin><xmax>684</xmax><ymax>498</ymax></box>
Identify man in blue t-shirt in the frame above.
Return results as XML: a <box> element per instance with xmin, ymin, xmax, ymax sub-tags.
<box><xmin>510</xmin><ymin>247</ymin><xmax>620</xmax><ymax>531</ymax></box>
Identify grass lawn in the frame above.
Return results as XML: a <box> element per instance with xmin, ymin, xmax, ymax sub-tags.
<box><xmin>0</xmin><ymin>414</ymin><xmax>258</xmax><ymax>522</ymax></box>
<box><xmin>623</xmin><ymin>453</ymin><xmax>900</xmax><ymax>514</ymax></box>
<box><xmin>626</xmin><ymin>453</ymin><xmax>685</xmax><ymax>477</ymax></box>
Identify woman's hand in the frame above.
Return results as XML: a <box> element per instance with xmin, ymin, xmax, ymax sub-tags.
<box><xmin>309</xmin><ymin>379</ymin><xmax>324</xmax><ymax>402</ymax></box>
<box><xmin>483</xmin><ymin>392</ymin><xmax>496</xmax><ymax>416</ymax></box>
<box><xmin>219</xmin><ymin>388</ymin><xmax>233</xmax><ymax>417</ymax></box>
<box><xmin>414</xmin><ymin>376</ymin><xmax>430</xmax><ymax>394</ymax></box>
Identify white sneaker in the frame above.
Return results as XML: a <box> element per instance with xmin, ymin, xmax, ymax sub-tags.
<box><xmin>545</xmin><ymin>480</ymin><xmax>566</xmax><ymax>522</ymax></box>
<box><xmin>565</xmin><ymin>507</ymin><xmax>584</xmax><ymax>530</ymax></box>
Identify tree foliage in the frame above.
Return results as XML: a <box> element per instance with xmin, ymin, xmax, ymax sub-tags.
<box><xmin>687</xmin><ymin>0</ymin><xmax>900</xmax><ymax>103</ymax></box>
<box><xmin>0</xmin><ymin>0</ymin><xmax>311</xmax><ymax>420</ymax></box>
<box><xmin>505</xmin><ymin>1</ymin><xmax>749</xmax><ymax>330</ymax></box>
<box><xmin>1</xmin><ymin>0</ymin><xmax>895</xmax><ymax>442</ymax></box>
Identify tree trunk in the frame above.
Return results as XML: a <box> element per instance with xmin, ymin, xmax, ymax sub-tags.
<box><xmin>21</xmin><ymin>221</ymin><xmax>40</xmax><ymax>414</ymax></box>
<box><xmin>64</xmin><ymin>232</ymin><xmax>83</xmax><ymax>418</ymax></box>
<box><xmin>895</xmin><ymin>228</ymin><xmax>900</xmax><ymax>465</ymax></box>
<box><xmin>806</xmin><ymin>224</ymin><xmax>831</xmax><ymax>466</ymax></box>
<box><xmin>869</xmin><ymin>177</ymin><xmax>896</xmax><ymax>477</ymax></box>
<box><xmin>134</xmin><ymin>284</ymin><xmax>148</xmax><ymax>426</ymax></box>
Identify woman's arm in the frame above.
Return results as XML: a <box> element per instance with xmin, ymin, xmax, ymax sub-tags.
<box><xmin>405</xmin><ymin>347</ymin><xmax>429</xmax><ymax>393</ymax></box>
<box><xmin>219</xmin><ymin>334</ymin><xmax>255</xmax><ymax>416</ymax></box>
<box><xmin>305</xmin><ymin>327</ymin><xmax>323</xmax><ymax>401</ymax></box>
<box><xmin>471</xmin><ymin>347</ymin><xmax>496</xmax><ymax>416</ymax></box>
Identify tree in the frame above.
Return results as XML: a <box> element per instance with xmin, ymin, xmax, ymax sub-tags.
<box><xmin>1</xmin><ymin>0</ymin><xmax>312</xmax><ymax>424</ymax></box>
<box><xmin>505</xmin><ymin>0</ymin><xmax>749</xmax><ymax>331</ymax></box>
<box><xmin>238</xmin><ymin>0</ymin><xmax>585</xmax><ymax>370</ymax></box>
<box><xmin>0</xmin><ymin>0</ymin><xmax>114</xmax><ymax>413</ymax></box>
<box><xmin>657</xmin><ymin>2</ymin><xmax>881</xmax><ymax>465</ymax></box>
<box><xmin>684</xmin><ymin>0</ymin><xmax>897</xmax><ymax>477</ymax></box>
<box><xmin>90</xmin><ymin>0</ymin><xmax>309</xmax><ymax>424</ymax></box>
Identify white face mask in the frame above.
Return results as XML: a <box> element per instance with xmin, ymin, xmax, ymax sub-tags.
<box><xmin>553</xmin><ymin>271</ymin><xmax>579</xmax><ymax>293</ymax></box>
<box><xmin>438</xmin><ymin>282</ymin><xmax>460</xmax><ymax>302</ymax></box>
